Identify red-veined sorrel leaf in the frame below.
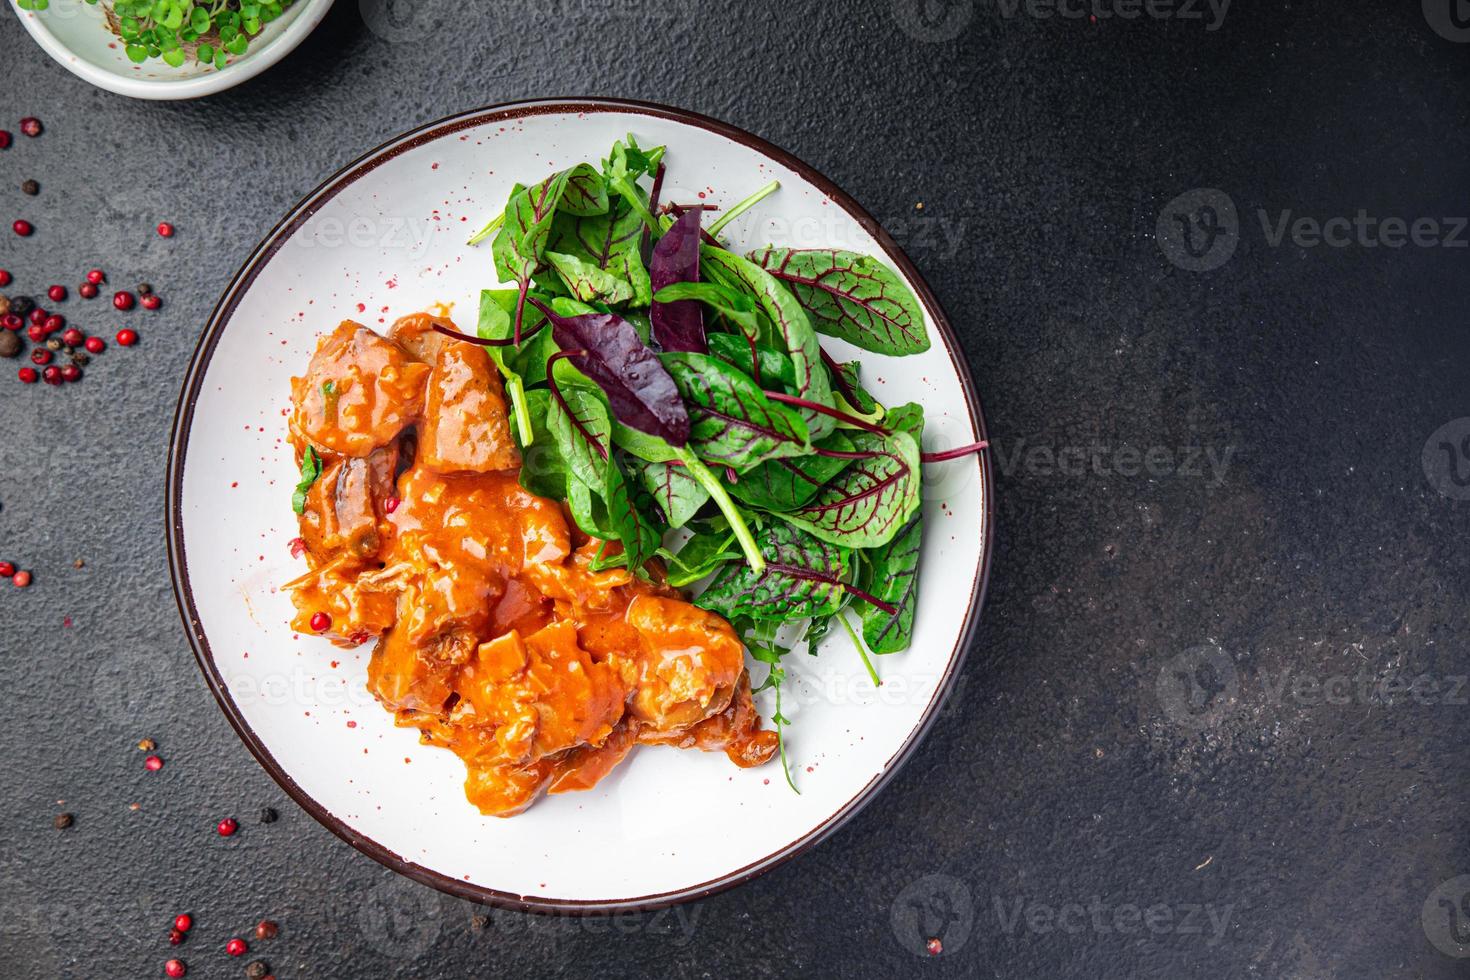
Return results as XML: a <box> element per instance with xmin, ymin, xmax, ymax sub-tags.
<box><xmin>547</xmin><ymin>382</ymin><xmax>613</xmax><ymax>491</ymax></box>
<box><xmin>696</xmin><ymin>521</ymin><xmax>851</xmax><ymax>621</ymax></box>
<box><xmin>550</xmin><ymin>193</ymin><xmax>651</xmax><ymax>305</ymax></box>
<box><xmin>749</xmin><ymin>247</ymin><xmax>929</xmax><ymax>356</ymax></box>
<box><xmin>661</xmin><ymin>352</ymin><xmax>809</xmax><ymax>468</ymax></box>
<box><xmin>650</xmin><ymin>207</ymin><xmax>707</xmax><ymax>352</ymax></box>
<box><xmin>702</xmin><ymin>247</ymin><xmax>835</xmax><ymax>440</ymax></box>
<box><xmin>527</xmin><ymin>298</ymin><xmax>690</xmax><ymax>447</ymax></box>
<box><xmin>727</xmin><ymin>431</ymin><xmax>856</xmax><ymax>511</ymax></box>
<box><xmin>630</xmin><ymin>457</ymin><xmax>708</xmax><ymax>528</ymax></box>
<box><xmin>560</xmin><ymin>163</ymin><xmax>609</xmax><ymax>216</ymax></box>
<box><xmin>859</xmin><ymin>512</ymin><xmax>922</xmax><ymax>654</ymax></box>
<box><xmin>783</xmin><ymin>425</ymin><xmax>921</xmax><ymax>548</ymax></box>
<box><xmin>493</xmin><ymin>171</ymin><xmax>571</xmax><ymax>341</ymax></box>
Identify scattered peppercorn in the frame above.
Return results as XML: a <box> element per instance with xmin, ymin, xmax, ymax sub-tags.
<box><xmin>116</xmin><ymin>329</ymin><xmax>138</xmax><ymax>346</ymax></box>
<box><xmin>19</xmin><ymin>117</ymin><xmax>42</xmax><ymax>138</ymax></box>
<box><xmin>137</xmin><ymin>282</ymin><xmax>153</xmax><ymax>295</ymax></box>
<box><xmin>78</xmin><ymin>282</ymin><xmax>98</xmax><ymax>299</ymax></box>
<box><xmin>54</xmin><ymin>813</ymin><xmax>73</xmax><ymax>829</ymax></box>
<box><xmin>10</xmin><ymin>299</ymin><xmax>32</xmax><ymax>320</ymax></box>
<box><xmin>61</xmin><ymin>328</ymin><xmax>83</xmax><ymax>347</ymax></box>
<box><xmin>385</xmin><ymin>497</ymin><xmax>402</xmax><ymax>514</ymax></box>
<box><xmin>245</xmin><ymin>961</ymin><xmax>269</xmax><ymax>980</ymax></box>
<box><xmin>0</xmin><ymin>562</ymin><xmax>13</xmax><ymax>577</ymax></box>
<box><xmin>470</xmin><ymin>914</ymin><xmax>489</xmax><ymax>932</ymax></box>
<box><xmin>44</xmin><ymin>313</ymin><xmax>63</xmax><ymax>333</ymax></box>
<box><xmin>12</xmin><ymin>220</ymin><xmax>34</xmax><ymax>237</ymax></box>
<box><xmin>73</xmin><ymin>558</ymin><xmax>85</xmax><ymax>569</ymax></box>
<box><xmin>0</xmin><ymin>297</ymin><xmax>9</xmax><ymax>316</ymax></box>
<box><xmin>41</xmin><ymin>365</ymin><xmax>61</xmax><ymax>386</ymax></box>
<box><xmin>13</xmin><ymin>571</ymin><xmax>31</xmax><ymax>587</ymax></box>
<box><xmin>217</xmin><ymin>817</ymin><xmax>238</xmax><ymax>837</ymax></box>
<box><xmin>141</xmin><ymin>294</ymin><xmax>162</xmax><ymax>310</ymax></box>
<box><xmin>0</xmin><ymin>131</ymin><xmax>10</xmax><ymax>150</ymax></box>
<box><xmin>70</xmin><ymin>353</ymin><xmax>90</xmax><ymax>367</ymax></box>
<box><xmin>0</xmin><ymin>332</ymin><xmax>19</xmax><ymax>359</ymax></box>
<box><xmin>253</xmin><ymin>920</ymin><xmax>278</xmax><ymax>940</ymax></box>
<box><xmin>47</xmin><ymin>285</ymin><xmax>65</xmax><ymax>302</ymax></box>
<box><xmin>18</xmin><ymin>367</ymin><xmax>38</xmax><ymax>384</ymax></box>
<box><xmin>31</xmin><ymin>348</ymin><xmax>52</xmax><ymax>365</ymax></box>
<box><xmin>28</xmin><ymin>308</ymin><xmax>46</xmax><ymax>326</ymax></box>
<box><xmin>26</xmin><ymin>324</ymin><xmax>46</xmax><ymax>343</ymax></box>
<box><xmin>1</xmin><ymin>314</ymin><xmax>19</xmax><ymax>331</ymax></box>
<box><xmin>157</xmin><ymin>222</ymin><xmax>175</xmax><ymax>238</ymax></box>
<box><xmin>60</xmin><ymin>364</ymin><xmax>81</xmax><ymax>382</ymax></box>
<box><xmin>113</xmin><ymin>290</ymin><xmax>135</xmax><ymax>311</ymax></box>
<box><xmin>21</xmin><ymin>179</ymin><xmax>38</xmax><ymax>196</ymax></box>
<box><xmin>169</xmin><ymin>929</ymin><xmax>184</xmax><ymax>946</ymax></box>
<box><xmin>138</xmin><ymin>738</ymin><xmax>157</xmax><ymax>751</ymax></box>
<box><xmin>165</xmin><ymin>959</ymin><xmax>187</xmax><ymax>978</ymax></box>
<box><xmin>258</xmin><ymin>807</ymin><xmax>278</xmax><ymax>825</ymax></box>
<box><xmin>309</xmin><ymin>611</ymin><xmax>331</xmax><ymax>632</ymax></box>
<box><xmin>174</xmin><ymin>913</ymin><xmax>192</xmax><ymax>933</ymax></box>
<box><xmin>144</xmin><ymin>754</ymin><xmax>163</xmax><ymax>771</ymax></box>
<box><xmin>225</xmin><ymin>938</ymin><xmax>247</xmax><ymax>957</ymax></box>
<box><xmin>45</xmin><ymin>338</ymin><xmax>61</xmax><ymax>352</ymax></box>
<box><xmin>84</xmin><ymin>336</ymin><xmax>104</xmax><ymax>354</ymax></box>
<box><xmin>86</xmin><ymin>269</ymin><xmax>105</xmax><ymax>285</ymax></box>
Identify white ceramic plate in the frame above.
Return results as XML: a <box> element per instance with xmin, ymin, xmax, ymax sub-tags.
<box><xmin>167</xmin><ymin>98</ymin><xmax>995</xmax><ymax>912</ymax></box>
<box><xmin>10</xmin><ymin>0</ymin><xmax>334</xmax><ymax>100</ymax></box>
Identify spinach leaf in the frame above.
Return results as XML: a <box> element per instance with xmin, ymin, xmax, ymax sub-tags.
<box><xmin>514</xmin><ymin>389</ymin><xmax>569</xmax><ymax>499</ymax></box>
<box><xmin>547</xmin><ymin>250</ymin><xmax>635</xmax><ymax>305</ymax></box>
<box><xmin>603</xmin><ymin>134</ymin><xmax>663</xmax><ymax>235</ymax></box>
<box><xmin>707</xmin><ymin>332</ymin><xmax>796</xmax><ymax>389</ymax></box>
<box><xmin>702</xmin><ymin>247</ymin><xmax>835</xmax><ymax>440</ymax></box>
<box><xmin>783</xmin><ymin>424</ymin><xmax>921</xmax><ymax>548</ymax></box>
<box><xmin>601</xmin><ymin>460</ymin><xmax>662</xmax><ymax>573</ymax></box>
<box><xmin>560</xmin><ymin>162</ymin><xmax>609</xmax><ymax>216</ymax></box>
<box><xmin>529</xmin><ymin>299</ymin><xmax>690</xmax><ymax>447</ymax></box>
<box><xmin>749</xmin><ymin>247</ymin><xmax>929</xmax><ymax>355</ymax></box>
<box><xmin>547</xmin><ymin>382</ymin><xmax>613</xmax><ymax>491</ymax></box>
<box><xmin>661</xmin><ymin>352</ymin><xmax>809</xmax><ymax>468</ymax></box>
<box><xmin>697</xmin><ymin>521</ymin><xmax>851</xmax><ymax>621</ymax></box>
<box><xmin>649</xmin><ymin>207</ymin><xmax>707</xmax><ymax>352</ymax></box>
<box><xmin>630</xmin><ymin>457</ymin><xmax>708</xmax><ymax>528</ymax></box>
<box><xmin>663</xmin><ymin>524</ymin><xmax>741</xmax><ymax>587</ymax></box>
<box><xmin>291</xmin><ymin>446</ymin><xmax>322</xmax><ymax>515</ymax></box>
<box><xmin>549</xmin><ymin>199</ymin><xmax>651</xmax><ymax>306</ymax></box>
<box><xmin>727</xmin><ymin>430</ymin><xmax>855</xmax><ymax>511</ymax></box>
<box><xmin>653</xmin><ymin>280</ymin><xmax>760</xmax><ymax>338</ymax></box>
<box><xmin>859</xmin><ymin>513</ymin><xmax>922</xmax><ymax>654</ymax></box>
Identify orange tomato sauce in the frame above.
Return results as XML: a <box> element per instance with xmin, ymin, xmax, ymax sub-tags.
<box><xmin>286</xmin><ymin>315</ymin><xmax>776</xmax><ymax>816</ymax></box>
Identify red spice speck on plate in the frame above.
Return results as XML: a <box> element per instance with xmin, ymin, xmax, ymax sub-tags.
<box><xmin>309</xmin><ymin>611</ymin><xmax>332</xmax><ymax>633</ymax></box>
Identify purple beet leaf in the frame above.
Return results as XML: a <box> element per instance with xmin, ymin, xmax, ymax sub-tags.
<box><xmin>649</xmin><ymin>207</ymin><xmax>707</xmax><ymax>352</ymax></box>
<box><xmin>526</xmin><ymin>298</ymin><xmax>690</xmax><ymax>447</ymax></box>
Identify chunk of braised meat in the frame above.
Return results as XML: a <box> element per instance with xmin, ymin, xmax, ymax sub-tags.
<box><xmin>297</xmin><ymin>442</ymin><xmax>400</xmax><ymax>562</ymax></box>
<box><xmin>387</xmin><ymin>311</ymin><xmax>454</xmax><ymax>364</ymax></box>
<box><xmin>418</xmin><ymin>341</ymin><xmax>521</xmax><ymax>473</ymax></box>
<box><xmin>290</xmin><ymin>321</ymin><xmax>429</xmax><ymax>457</ymax></box>
<box><xmin>639</xmin><ymin>670</ymin><xmax>779</xmax><ymax>768</ymax></box>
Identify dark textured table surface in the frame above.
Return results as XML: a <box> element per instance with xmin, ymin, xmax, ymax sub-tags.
<box><xmin>3</xmin><ymin>1</ymin><xmax>1469</xmax><ymax>977</ymax></box>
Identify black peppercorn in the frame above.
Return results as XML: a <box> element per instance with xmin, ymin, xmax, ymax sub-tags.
<box><xmin>137</xmin><ymin>282</ymin><xmax>153</xmax><ymax>296</ymax></box>
<box><xmin>258</xmin><ymin>806</ymin><xmax>278</xmax><ymax>824</ymax></box>
<box><xmin>9</xmin><ymin>295</ymin><xmax>33</xmax><ymax>317</ymax></box>
<box><xmin>70</xmin><ymin>352</ymin><xmax>90</xmax><ymax>367</ymax></box>
<box><xmin>54</xmin><ymin>813</ymin><xmax>73</xmax><ymax>829</ymax></box>
<box><xmin>0</xmin><ymin>331</ymin><xmax>19</xmax><ymax>358</ymax></box>
<box><xmin>245</xmin><ymin>961</ymin><xmax>269</xmax><ymax>980</ymax></box>
<box><xmin>20</xmin><ymin>179</ymin><xmax>38</xmax><ymax>196</ymax></box>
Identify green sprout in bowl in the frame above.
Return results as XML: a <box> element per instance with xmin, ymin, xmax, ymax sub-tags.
<box><xmin>16</xmin><ymin>0</ymin><xmax>299</xmax><ymax>70</ymax></box>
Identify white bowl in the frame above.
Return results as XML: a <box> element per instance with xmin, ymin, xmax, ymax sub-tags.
<box><xmin>167</xmin><ymin>98</ymin><xmax>996</xmax><ymax>911</ymax></box>
<box><xmin>9</xmin><ymin>0</ymin><xmax>335</xmax><ymax>100</ymax></box>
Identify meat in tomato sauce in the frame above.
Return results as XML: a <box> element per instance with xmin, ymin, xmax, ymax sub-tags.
<box><xmin>286</xmin><ymin>315</ymin><xmax>777</xmax><ymax>816</ymax></box>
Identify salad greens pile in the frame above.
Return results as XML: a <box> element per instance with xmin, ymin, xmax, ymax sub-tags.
<box><xmin>14</xmin><ymin>0</ymin><xmax>298</xmax><ymax>69</ymax></box>
<box><xmin>447</xmin><ymin>135</ymin><xmax>984</xmax><ymax>788</ymax></box>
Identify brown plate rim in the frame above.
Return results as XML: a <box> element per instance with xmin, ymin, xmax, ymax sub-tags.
<box><xmin>164</xmin><ymin>96</ymin><xmax>996</xmax><ymax>915</ymax></box>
